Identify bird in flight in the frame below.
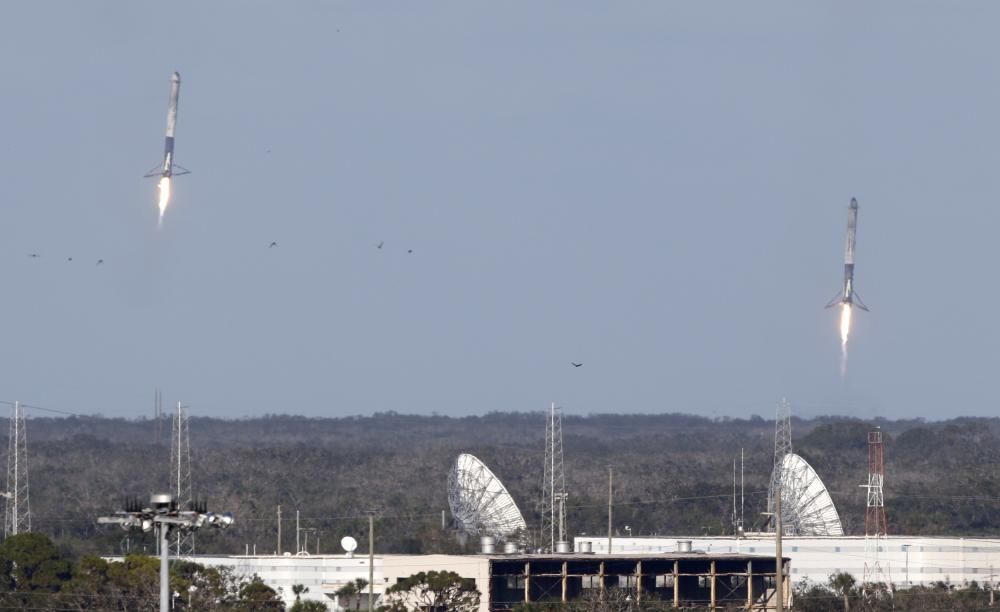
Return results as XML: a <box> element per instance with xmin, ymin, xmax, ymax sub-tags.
<box><xmin>96</xmin><ymin>259</ymin><xmax>104</xmax><ymax>265</ymax></box>
<box><xmin>571</xmin><ymin>362</ymin><xmax>583</xmax><ymax>368</ymax></box>
<box><xmin>27</xmin><ymin>253</ymin><xmax>40</xmax><ymax>259</ymax></box>
<box><xmin>407</xmin><ymin>249</ymin><xmax>413</xmax><ymax>254</ymax></box>
<box><xmin>269</xmin><ymin>242</ymin><xmax>278</xmax><ymax>248</ymax></box>
<box><xmin>67</xmin><ymin>257</ymin><xmax>73</xmax><ymax>262</ymax></box>
<box><xmin>376</xmin><ymin>241</ymin><xmax>384</xmax><ymax>249</ymax></box>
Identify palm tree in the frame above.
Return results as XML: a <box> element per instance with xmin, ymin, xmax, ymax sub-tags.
<box><xmin>335</xmin><ymin>579</ymin><xmax>369</xmax><ymax>611</ymax></box>
<box><xmin>829</xmin><ymin>572</ymin><xmax>856</xmax><ymax>612</ymax></box>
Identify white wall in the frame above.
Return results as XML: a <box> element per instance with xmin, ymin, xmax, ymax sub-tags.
<box><xmin>185</xmin><ymin>554</ymin><xmax>378</xmax><ymax>610</ymax></box>
<box><xmin>188</xmin><ymin>553</ymin><xmax>490</xmax><ymax>611</ymax></box>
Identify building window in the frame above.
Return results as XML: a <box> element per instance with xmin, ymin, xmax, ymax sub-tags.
<box><xmin>618</xmin><ymin>575</ymin><xmax>637</xmax><ymax>588</ymax></box>
<box><xmin>506</xmin><ymin>576</ymin><xmax>526</xmax><ymax>590</ymax></box>
<box><xmin>655</xmin><ymin>575</ymin><xmax>675</xmax><ymax>588</ymax></box>
<box><xmin>582</xmin><ymin>575</ymin><xmax>600</xmax><ymax>590</ymax></box>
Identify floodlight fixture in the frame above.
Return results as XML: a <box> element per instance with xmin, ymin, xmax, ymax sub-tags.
<box><xmin>98</xmin><ymin>492</ymin><xmax>234</xmax><ymax>612</ymax></box>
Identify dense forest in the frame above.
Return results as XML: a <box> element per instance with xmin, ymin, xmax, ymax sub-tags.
<box><xmin>7</xmin><ymin>411</ymin><xmax>1000</xmax><ymax>559</ymax></box>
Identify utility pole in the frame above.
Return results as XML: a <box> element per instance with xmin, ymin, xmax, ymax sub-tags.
<box><xmin>159</xmin><ymin>522</ymin><xmax>169</xmax><ymax>611</ymax></box>
<box><xmin>277</xmin><ymin>505</ymin><xmax>282</xmax><ymax>554</ymax></box>
<box><xmin>296</xmin><ymin>509</ymin><xmax>301</xmax><ymax>554</ymax></box>
<box><xmin>775</xmin><ymin>487</ymin><xmax>783</xmax><ymax>612</ymax></box>
<box><xmin>990</xmin><ymin>562</ymin><xmax>995</xmax><ymax>606</ymax></box>
<box><xmin>607</xmin><ymin>466</ymin><xmax>613</xmax><ymax>554</ymax></box>
<box><xmin>732</xmin><ymin>457</ymin><xmax>737</xmax><ymax>535</ymax></box>
<box><xmin>902</xmin><ymin>544</ymin><xmax>910</xmax><ymax>586</ymax></box>
<box><xmin>368</xmin><ymin>511</ymin><xmax>376</xmax><ymax>612</ymax></box>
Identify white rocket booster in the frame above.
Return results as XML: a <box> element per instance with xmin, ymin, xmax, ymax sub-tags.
<box><xmin>826</xmin><ymin>198</ymin><xmax>868</xmax><ymax>311</ymax></box>
<box><xmin>145</xmin><ymin>72</ymin><xmax>189</xmax><ymax>179</ymax></box>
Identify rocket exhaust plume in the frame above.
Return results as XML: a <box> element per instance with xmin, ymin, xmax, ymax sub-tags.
<box><xmin>157</xmin><ymin>177</ymin><xmax>171</xmax><ymax>225</ymax></box>
<box><xmin>826</xmin><ymin>198</ymin><xmax>868</xmax><ymax>375</ymax></box>
<box><xmin>145</xmin><ymin>72</ymin><xmax>189</xmax><ymax>225</ymax></box>
<box><xmin>840</xmin><ymin>303</ymin><xmax>852</xmax><ymax>376</ymax></box>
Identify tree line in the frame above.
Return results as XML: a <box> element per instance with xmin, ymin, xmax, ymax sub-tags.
<box><xmin>5</xmin><ymin>411</ymin><xmax>1000</xmax><ymax>560</ymax></box>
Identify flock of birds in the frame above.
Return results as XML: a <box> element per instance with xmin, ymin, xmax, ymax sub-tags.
<box><xmin>25</xmin><ymin>239</ymin><xmax>585</xmax><ymax>367</ymax></box>
<box><xmin>265</xmin><ymin>239</ymin><xmax>411</xmax><ymax>253</ymax></box>
<box><xmin>27</xmin><ymin>253</ymin><xmax>103</xmax><ymax>265</ymax></box>
<box><xmin>24</xmin><ymin>239</ymin><xmax>414</xmax><ymax>265</ymax></box>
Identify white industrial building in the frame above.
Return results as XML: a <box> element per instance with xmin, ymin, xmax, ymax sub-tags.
<box><xmin>575</xmin><ymin>535</ymin><xmax>1000</xmax><ymax>589</ymax></box>
<box><xmin>188</xmin><ymin>553</ymin><xmax>490</xmax><ymax>610</ymax></box>
<box><xmin>187</xmin><ymin>549</ymin><xmax>788</xmax><ymax>610</ymax></box>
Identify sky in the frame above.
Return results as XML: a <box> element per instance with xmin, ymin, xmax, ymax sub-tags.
<box><xmin>1</xmin><ymin>2</ymin><xmax>998</xmax><ymax>420</ymax></box>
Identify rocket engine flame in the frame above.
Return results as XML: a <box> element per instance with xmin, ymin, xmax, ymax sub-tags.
<box><xmin>840</xmin><ymin>303</ymin><xmax>852</xmax><ymax>347</ymax></box>
<box><xmin>157</xmin><ymin>176</ymin><xmax>171</xmax><ymax>224</ymax></box>
<box><xmin>839</xmin><ymin>303</ymin><xmax>852</xmax><ymax>376</ymax></box>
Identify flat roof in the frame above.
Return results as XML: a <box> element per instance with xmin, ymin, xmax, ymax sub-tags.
<box><xmin>482</xmin><ymin>552</ymin><xmax>786</xmax><ymax>562</ymax></box>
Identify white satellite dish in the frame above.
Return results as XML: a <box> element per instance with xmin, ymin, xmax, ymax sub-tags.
<box><xmin>773</xmin><ymin>452</ymin><xmax>844</xmax><ymax>536</ymax></box>
<box><xmin>448</xmin><ymin>453</ymin><xmax>527</xmax><ymax>539</ymax></box>
<box><xmin>341</xmin><ymin>536</ymin><xmax>358</xmax><ymax>556</ymax></box>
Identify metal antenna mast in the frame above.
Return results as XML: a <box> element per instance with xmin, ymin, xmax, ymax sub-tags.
<box><xmin>862</xmin><ymin>428</ymin><xmax>889</xmax><ymax>597</ymax></box>
<box><xmin>732</xmin><ymin>457</ymin><xmax>737</xmax><ymax>535</ymax></box>
<box><xmin>4</xmin><ymin>401</ymin><xmax>30</xmax><ymax>537</ymax></box>
<box><xmin>768</xmin><ymin>398</ymin><xmax>792</xmax><ymax>532</ymax></box>
<box><xmin>740</xmin><ymin>448</ymin><xmax>745</xmax><ymax>535</ymax></box>
<box><xmin>170</xmin><ymin>401</ymin><xmax>193</xmax><ymax>555</ymax></box>
<box><xmin>540</xmin><ymin>402</ymin><xmax>566</xmax><ymax>551</ymax></box>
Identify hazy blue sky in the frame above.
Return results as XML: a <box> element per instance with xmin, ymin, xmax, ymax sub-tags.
<box><xmin>1</xmin><ymin>2</ymin><xmax>997</xmax><ymax>419</ymax></box>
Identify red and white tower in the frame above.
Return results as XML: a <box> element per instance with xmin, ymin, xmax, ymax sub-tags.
<box><xmin>862</xmin><ymin>428</ymin><xmax>890</xmax><ymax>596</ymax></box>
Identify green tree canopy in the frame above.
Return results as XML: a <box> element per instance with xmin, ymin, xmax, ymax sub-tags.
<box><xmin>380</xmin><ymin>570</ymin><xmax>479</xmax><ymax>612</ymax></box>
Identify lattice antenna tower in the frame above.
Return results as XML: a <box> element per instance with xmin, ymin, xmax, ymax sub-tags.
<box><xmin>862</xmin><ymin>428</ymin><xmax>889</xmax><ymax>597</ymax></box>
<box><xmin>4</xmin><ymin>401</ymin><xmax>30</xmax><ymax>537</ymax></box>
<box><xmin>539</xmin><ymin>402</ymin><xmax>567</xmax><ymax>551</ymax></box>
<box><xmin>768</xmin><ymin>398</ymin><xmax>793</xmax><ymax>531</ymax></box>
<box><xmin>170</xmin><ymin>401</ymin><xmax>194</xmax><ymax>555</ymax></box>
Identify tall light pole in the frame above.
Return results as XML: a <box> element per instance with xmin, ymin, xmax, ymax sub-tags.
<box><xmin>762</xmin><ymin>488</ymin><xmax>783</xmax><ymax>612</ymax></box>
<box><xmin>98</xmin><ymin>493</ymin><xmax>233</xmax><ymax>612</ymax></box>
<box><xmin>775</xmin><ymin>488</ymin><xmax>783</xmax><ymax>612</ymax></box>
<box><xmin>902</xmin><ymin>544</ymin><xmax>910</xmax><ymax>586</ymax></box>
<box><xmin>607</xmin><ymin>466</ymin><xmax>613</xmax><ymax>554</ymax></box>
<box><xmin>367</xmin><ymin>510</ymin><xmax>377</xmax><ymax>612</ymax></box>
